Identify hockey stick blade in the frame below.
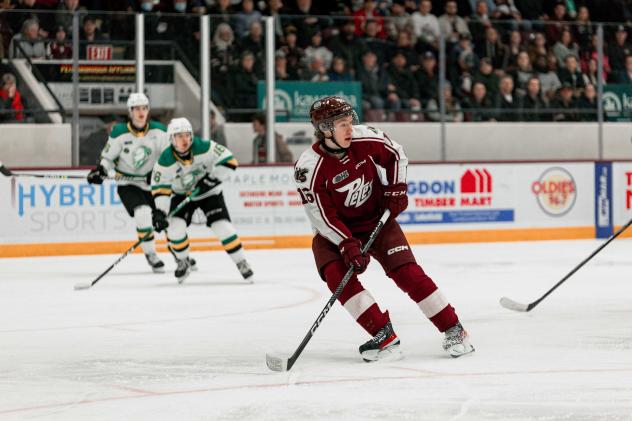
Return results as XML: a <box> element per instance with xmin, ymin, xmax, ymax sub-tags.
<box><xmin>500</xmin><ymin>218</ymin><xmax>632</xmax><ymax>313</ymax></box>
<box><xmin>0</xmin><ymin>162</ymin><xmax>13</xmax><ymax>176</ymax></box>
<box><xmin>499</xmin><ymin>296</ymin><xmax>531</xmax><ymax>312</ymax></box>
<box><xmin>265</xmin><ymin>354</ymin><xmax>289</xmax><ymax>372</ymax></box>
<box><xmin>73</xmin><ymin>283</ymin><xmax>93</xmax><ymax>291</ymax></box>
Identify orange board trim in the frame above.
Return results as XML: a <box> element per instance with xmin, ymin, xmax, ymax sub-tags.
<box><xmin>0</xmin><ymin>226</ymin><xmax>598</xmax><ymax>258</ymax></box>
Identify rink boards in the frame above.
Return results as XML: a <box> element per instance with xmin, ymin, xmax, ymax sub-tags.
<box><xmin>1</xmin><ymin>162</ymin><xmax>631</xmax><ymax>257</ymax></box>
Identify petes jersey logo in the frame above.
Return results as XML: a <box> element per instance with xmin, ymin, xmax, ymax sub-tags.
<box><xmin>336</xmin><ymin>175</ymin><xmax>373</xmax><ymax>208</ymax></box>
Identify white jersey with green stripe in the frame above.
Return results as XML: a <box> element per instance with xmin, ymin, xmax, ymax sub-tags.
<box><xmin>151</xmin><ymin>136</ymin><xmax>238</xmax><ymax>214</ymax></box>
<box><xmin>99</xmin><ymin>120</ymin><xmax>170</xmax><ymax>191</ymax></box>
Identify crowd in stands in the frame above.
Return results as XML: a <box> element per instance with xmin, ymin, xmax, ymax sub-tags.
<box><xmin>1</xmin><ymin>0</ymin><xmax>632</xmax><ymax>122</ymax></box>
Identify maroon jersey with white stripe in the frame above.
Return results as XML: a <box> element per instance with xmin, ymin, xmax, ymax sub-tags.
<box><xmin>295</xmin><ymin>125</ymin><xmax>408</xmax><ymax>245</ymax></box>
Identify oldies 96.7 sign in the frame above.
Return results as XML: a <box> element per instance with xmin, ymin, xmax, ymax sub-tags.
<box><xmin>531</xmin><ymin>167</ymin><xmax>577</xmax><ymax>216</ymax></box>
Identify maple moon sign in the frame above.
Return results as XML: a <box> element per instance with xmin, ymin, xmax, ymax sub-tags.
<box><xmin>531</xmin><ymin>167</ymin><xmax>577</xmax><ymax>216</ymax></box>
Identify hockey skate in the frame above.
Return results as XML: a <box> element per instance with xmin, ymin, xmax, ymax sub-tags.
<box><xmin>236</xmin><ymin>259</ymin><xmax>254</xmax><ymax>282</ymax></box>
<box><xmin>359</xmin><ymin>321</ymin><xmax>402</xmax><ymax>362</ymax></box>
<box><xmin>442</xmin><ymin>322</ymin><xmax>475</xmax><ymax>358</ymax></box>
<box><xmin>174</xmin><ymin>258</ymin><xmax>191</xmax><ymax>284</ymax></box>
<box><xmin>145</xmin><ymin>252</ymin><xmax>165</xmax><ymax>273</ymax></box>
<box><xmin>188</xmin><ymin>256</ymin><xmax>197</xmax><ymax>271</ymax></box>
<box><xmin>167</xmin><ymin>245</ymin><xmax>196</xmax><ymax>271</ymax></box>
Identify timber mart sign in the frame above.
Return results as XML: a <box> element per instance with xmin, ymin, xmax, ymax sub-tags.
<box><xmin>532</xmin><ymin>167</ymin><xmax>577</xmax><ymax>216</ymax></box>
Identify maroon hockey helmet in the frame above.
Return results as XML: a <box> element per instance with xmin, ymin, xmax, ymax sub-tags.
<box><xmin>310</xmin><ymin>96</ymin><xmax>359</xmax><ymax>138</ymax></box>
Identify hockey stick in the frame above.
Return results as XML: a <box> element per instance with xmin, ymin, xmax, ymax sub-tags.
<box><xmin>266</xmin><ymin>209</ymin><xmax>391</xmax><ymax>372</ymax></box>
<box><xmin>500</xmin><ymin>217</ymin><xmax>632</xmax><ymax>312</ymax></box>
<box><xmin>0</xmin><ymin>161</ymin><xmax>145</xmax><ymax>181</ymax></box>
<box><xmin>73</xmin><ymin>189</ymin><xmax>199</xmax><ymax>291</ymax></box>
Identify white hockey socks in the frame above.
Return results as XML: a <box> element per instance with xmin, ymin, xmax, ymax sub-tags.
<box><xmin>166</xmin><ymin>216</ymin><xmax>190</xmax><ymax>260</ymax></box>
<box><xmin>210</xmin><ymin>219</ymin><xmax>247</xmax><ymax>264</ymax></box>
<box><xmin>134</xmin><ymin>205</ymin><xmax>156</xmax><ymax>255</ymax></box>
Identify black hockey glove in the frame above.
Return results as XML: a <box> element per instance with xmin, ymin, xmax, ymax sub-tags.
<box><xmin>152</xmin><ymin>209</ymin><xmax>169</xmax><ymax>233</ymax></box>
<box><xmin>86</xmin><ymin>165</ymin><xmax>107</xmax><ymax>185</ymax></box>
<box><xmin>196</xmin><ymin>175</ymin><xmax>221</xmax><ymax>195</ymax></box>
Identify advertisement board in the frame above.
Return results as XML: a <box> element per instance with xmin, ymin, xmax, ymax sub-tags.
<box><xmin>403</xmin><ymin>163</ymin><xmax>593</xmax><ymax>231</ymax></box>
<box><xmin>34</xmin><ymin>62</ymin><xmax>175</xmax><ymax>111</ymax></box>
<box><xmin>603</xmin><ymin>84</ymin><xmax>632</xmax><ymax>121</ymax></box>
<box><xmin>594</xmin><ymin>162</ymin><xmax>613</xmax><ymax>238</ymax></box>
<box><xmin>612</xmin><ymin>162</ymin><xmax>632</xmax><ymax>234</ymax></box>
<box><xmin>0</xmin><ymin>161</ymin><xmax>612</xmax><ymax>257</ymax></box>
<box><xmin>256</xmin><ymin>81</ymin><xmax>362</xmax><ymax>122</ymax></box>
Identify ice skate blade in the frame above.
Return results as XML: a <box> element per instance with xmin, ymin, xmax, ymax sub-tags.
<box><xmin>447</xmin><ymin>344</ymin><xmax>475</xmax><ymax>358</ymax></box>
<box><xmin>362</xmin><ymin>344</ymin><xmax>403</xmax><ymax>363</ymax></box>
<box><xmin>151</xmin><ymin>267</ymin><xmax>165</xmax><ymax>274</ymax></box>
<box><xmin>176</xmin><ymin>271</ymin><xmax>190</xmax><ymax>284</ymax></box>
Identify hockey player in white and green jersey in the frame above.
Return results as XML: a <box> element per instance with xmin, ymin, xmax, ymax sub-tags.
<box><xmin>151</xmin><ymin>117</ymin><xmax>254</xmax><ymax>283</ymax></box>
<box><xmin>87</xmin><ymin>93</ymin><xmax>170</xmax><ymax>272</ymax></box>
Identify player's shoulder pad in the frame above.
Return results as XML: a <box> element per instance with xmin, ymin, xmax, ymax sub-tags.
<box><xmin>109</xmin><ymin>122</ymin><xmax>130</xmax><ymax>139</ymax></box>
<box><xmin>148</xmin><ymin>120</ymin><xmax>167</xmax><ymax>132</ymax></box>
<box><xmin>294</xmin><ymin>148</ymin><xmax>321</xmax><ymax>187</ymax></box>
<box><xmin>352</xmin><ymin>124</ymin><xmax>386</xmax><ymax>140</ymax></box>
<box><xmin>157</xmin><ymin>146</ymin><xmax>177</xmax><ymax>167</ymax></box>
<box><xmin>191</xmin><ymin>136</ymin><xmax>211</xmax><ymax>156</ymax></box>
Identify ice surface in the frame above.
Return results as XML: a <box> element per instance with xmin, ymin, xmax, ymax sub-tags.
<box><xmin>1</xmin><ymin>239</ymin><xmax>631</xmax><ymax>420</ymax></box>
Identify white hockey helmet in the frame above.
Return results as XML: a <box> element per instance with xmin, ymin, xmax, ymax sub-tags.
<box><xmin>126</xmin><ymin>92</ymin><xmax>150</xmax><ymax>112</ymax></box>
<box><xmin>167</xmin><ymin>117</ymin><xmax>193</xmax><ymax>144</ymax></box>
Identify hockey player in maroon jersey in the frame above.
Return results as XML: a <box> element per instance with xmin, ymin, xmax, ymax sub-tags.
<box><xmin>294</xmin><ymin>96</ymin><xmax>474</xmax><ymax>362</ymax></box>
